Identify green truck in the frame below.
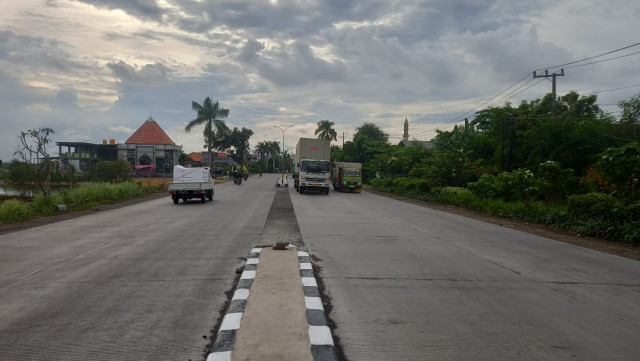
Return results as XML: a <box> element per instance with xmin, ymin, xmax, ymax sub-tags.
<box><xmin>331</xmin><ymin>162</ymin><xmax>362</xmax><ymax>193</ymax></box>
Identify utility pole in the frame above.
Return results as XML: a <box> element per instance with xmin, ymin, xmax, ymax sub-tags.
<box><xmin>533</xmin><ymin>69</ymin><xmax>565</xmax><ymax>116</ymax></box>
<box><xmin>339</xmin><ymin>132</ymin><xmax>345</xmax><ymax>148</ymax></box>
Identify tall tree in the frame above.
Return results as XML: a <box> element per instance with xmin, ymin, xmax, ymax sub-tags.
<box><xmin>255</xmin><ymin>141</ymin><xmax>269</xmax><ymax>171</ymax></box>
<box><xmin>315</xmin><ymin>120</ymin><xmax>338</xmax><ymax>141</ymax></box>
<box><xmin>354</xmin><ymin>122</ymin><xmax>389</xmax><ymax>143</ymax></box>
<box><xmin>185</xmin><ymin>97</ymin><xmax>230</xmax><ymax>168</ymax></box>
<box><xmin>229</xmin><ymin>127</ymin><xmax>254</xmax><ymax>166</ymax></box>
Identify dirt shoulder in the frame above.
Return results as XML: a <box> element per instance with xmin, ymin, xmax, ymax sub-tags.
<box><xmin>364</xmin><ymin>188</ymin><xmax>640</xmax><ymax>262</ymax></box>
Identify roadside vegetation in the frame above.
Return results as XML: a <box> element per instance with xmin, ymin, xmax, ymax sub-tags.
<box><xmin>329</xmin><ymin>91</ymin><xmax>640</xmax><ymax>245</ymax></box>
<box><xmin>0</xmin><ymin>182</ymin><xmax>165</xmax><ymax>224</ymax></box>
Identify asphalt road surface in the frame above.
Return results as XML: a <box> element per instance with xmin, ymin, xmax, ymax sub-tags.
<box><xmin>0</xmin><ymin>175</ymin><xmax>280</xmax><ymax>361</ymax></box>
<box><xmin>2</xmin><ymin>176</ymin><xmax>639</xmax><ymax>361</ymax></box>
<box><xmin>291</xmin><ymin>187</ymin><xmax>640</xmax><ymax>361</ymax></box>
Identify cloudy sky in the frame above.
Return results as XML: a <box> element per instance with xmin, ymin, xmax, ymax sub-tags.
<box><xmin>1</xmin><ymin>0</ymin><xmax>639</xmax><ymax>161</ymax></box>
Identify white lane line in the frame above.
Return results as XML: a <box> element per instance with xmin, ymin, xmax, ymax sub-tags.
<box><xmin>305</xmin><ymin>296</ymin><xmax>324</xmax><ymax>310</ymax></box>
<box><xmin>308</xmin><ymin>325</ymin><xmax>334</xmax><ymax>345</ymax></box>
<box><xmin>219</xmin><ymin>313</ymin><xmax>243</xmax><ymax>331</ymax></box>
<box><xmin>232</xmin><ymin>288</ymin><xmax>250</xmax><ymax>300</ymax></box>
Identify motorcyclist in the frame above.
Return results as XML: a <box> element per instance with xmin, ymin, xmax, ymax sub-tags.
<box><xmin>233</xmin><ymin>169</ymin><xmax>243</xmax><ymax>185</ymax></box>
<box><xmin>259</xmin><ymin>170</ymin><xmax>262</xmax><ymax>177</ymax></box>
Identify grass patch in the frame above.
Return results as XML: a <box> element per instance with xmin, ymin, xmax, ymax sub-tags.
<box><xmin>0</xmin><ymin>181</ymin><xmax>164</xmax><ymax>225</ymax></box>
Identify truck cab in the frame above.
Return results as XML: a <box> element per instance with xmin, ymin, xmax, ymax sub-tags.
<box><xmin>332</xmin><ymin>162</ymin><xmax>362</xmax><ymax>192</ymax></box>
<box><xmin>295</xmin><ymin>159</ymin><xmax>331</xmax><ymax>195</ymax></box>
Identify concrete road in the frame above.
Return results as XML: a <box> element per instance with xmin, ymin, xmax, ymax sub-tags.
<box><xmin>290</xmin><ymin>188</ymin><xmax>640</xmax><ymax>360</ymax></box>
<box><xmin>0</xmin><ymin>174</ymin><xmax>281</xmax><ymax>361</ymax></box>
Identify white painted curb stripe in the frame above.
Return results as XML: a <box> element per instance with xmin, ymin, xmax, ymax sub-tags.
<box><xmin>300</xmin><ymin>262</ymin><xmax>312</xmax><ymax>270</ymax></box>
<box><xmin>246</xmin><ymin>258</ymin><xmax>259</xmax><ymax>265</ymax></box>
<box><xmin>251</xmin><ymin>248</ymin><xmax>263</xmax><ymax>253</ymax></box>
<box><xmin>305</xmin><ymin>296</ymin><xmax>324</xmax><ymax>310</ymax></box>
<box><xmin>298</xmin><ymin>251</ymin><xmax>310</xmax><ymax>257</ymax></box>
<box><xmin>308</xmin><ymin>325</ymin><xmax>334</xmax><ymax>346</ymax></box>
<box><xmin>240</xmin><ymin>270</ymin><xmax>256</xmax><ymax>279</ymax></box>
<box><xmin>302</xmin><ymin>276</ymin><xmax>317</xmax><ymax>287</ymax></box>
<box><xmin>219</xmin><ymin>312</ymin><xmax>243</xmax><ymax>331</ymax></box>
<box><xmin>232</xmin><ymin>288</ymin><xmax>250</xmax><ymax>300</ymax></box>
<box><xmin>206</xmin><ymin>351</ymin><xmax>231</xmax><ymax>361</ymax></box>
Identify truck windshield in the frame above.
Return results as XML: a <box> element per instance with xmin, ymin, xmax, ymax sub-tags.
<box><xmin>301</xmin><ymin>160</ymin><xmax>331</xmax><ymax>172</ymax></box>
<box><xmin>344</xmin><ymin>169</ymin><xmax>361</xmax><ymax>177</ymax></box>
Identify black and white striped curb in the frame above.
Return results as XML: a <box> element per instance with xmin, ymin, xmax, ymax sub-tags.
<box><xmin>298</xmin><ymin>247</ymin><xmax>339</xmax><ymax>361</ymax></box>
<box><xmin>206</xmin><ymin>247</ymin><xmax>262</xmax><ymax>361</ymax></box>
<box><xmin>205</xmin><ymin>246</ymin><xmax>338</xmax><ymax>361</ymax></box>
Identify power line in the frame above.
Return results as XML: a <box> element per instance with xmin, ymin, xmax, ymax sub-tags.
<box><xmin>406</xmin><ymin>43</ymin><xmax>640</xmax><ymax>139</ymax></box>
<box><xmin>564</xmin><ymin>50</ymin><xmax>640</xmax><ymax>69</ymax></box>
<box><xmin>583</xmin><ymin>84</ymin><xmax>640</xmax><ymax>95</ymax></box>
<box><xmin>535</xmin><ymin>42</ymin><xmax>640</xmax><ymax>72</ymax></box>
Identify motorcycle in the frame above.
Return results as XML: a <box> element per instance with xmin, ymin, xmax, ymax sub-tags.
<box><xmin>233</xmin><ymin>172</ymin><xmax>243</xmax><ymax>185</ymax></box>
<box><xmin>243</xmin><ymin>172</ymin><xmax>248</xmax><ymax>181</ymax></box>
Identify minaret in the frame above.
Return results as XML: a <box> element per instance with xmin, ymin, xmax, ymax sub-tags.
<box><xmin>402</xmin><ymin>117</ymin><xmax>409</xmax><ymax>142</ymax></box>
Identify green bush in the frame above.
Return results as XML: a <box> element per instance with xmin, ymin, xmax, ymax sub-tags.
<box><xmin>31</xmin><ymin>193</ymin><xmax>64</xmax><ymax>215</ymax></box>
<box><xmin>468</xmin><ymin>169</ymin><xmax>540</xmax><ymax>202</ymax></box>
<box><xmin>568</xmin><ymin>192</ymin><xmax>621</xmax><ymax>220</ymax></box>
<box><xmin>0</xmin><ymin>199</ymin><xmax>32</xmax><ymax>223</ymax></box>
<box><xmin>536</xmin><ymin>161</ymin><xmax>579</xmax><ymax>201</ymax></box>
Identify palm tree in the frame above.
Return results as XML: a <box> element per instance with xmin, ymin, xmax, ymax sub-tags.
<box><xmin>185</xmin><ymin>97</ymin><xmax>230</xmax><ymax>168</ymax></box>
<box><xmin>266</xmin><ymin>141</ymin><xmax>281</xmax><ymax>172</ymax></box>
<box><xmin>315</xmin><ymin>120</ymin><xmax>337</xmax><ymax>142</ymax></box>
<box><xmin>255</xmin><ymin>141</ymin><xmax>269</xmax><ymax>171</ymax></box>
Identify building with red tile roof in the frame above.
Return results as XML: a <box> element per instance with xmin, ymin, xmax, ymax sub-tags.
<box><xmin>117</xmin><ymin>116</ymin><xmax>182</xmax><ymax>174</ymax></box>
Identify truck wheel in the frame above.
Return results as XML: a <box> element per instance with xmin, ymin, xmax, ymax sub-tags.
<box><xmin>300</xmin><ymin>187</ymin><xmax>305</xmax><ymax>194</ymax></box>
<box><xmin>324</xmin><ymin>188</ymin><xmax>330</xmax><ymax>195</ymax></box>
<box><xmin>207</xmin><ymin>191</ymin><xmax>213</xmax><ymax>201</ymax></box>
<box><xmin>200</xmin><ymin>194</ymin><xmax>206</xmax><ymax>203</ymax></box>
<box><xmin>172</xmin><ymin>196</ymin><xmax>179</xmax><ymax>204</ymax></box>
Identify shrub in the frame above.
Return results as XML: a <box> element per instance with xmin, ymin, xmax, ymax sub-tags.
<box><xmin>0</xmin><ymin>199</ymin><xmax>32</xmax><ymax>223</ymax></box>
<box><xmin>536</xmin><ymin>161</ymin><xmax>579</xmax><ymax>201</ymax></box>
<box><xmin>568</xmin><ymin>192</ymin><xmax>621</xmax><ymax>220</ymax></box>
<box><xmin>31</xmin><ymin>193</ymin><xmax>64</xmax><ymax>215</ymax></box>
<box><xmin>468</xmin><ymin>169</ymin><xmax>539</xmax><ymax>202</ymax></box>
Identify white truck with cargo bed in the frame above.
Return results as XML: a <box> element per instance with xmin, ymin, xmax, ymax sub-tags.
<box><xmin>168</xmin><ymin>166</ymin><xmax>215</xmax><ymax>204</ymax></box>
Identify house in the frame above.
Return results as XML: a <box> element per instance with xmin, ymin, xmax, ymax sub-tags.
<box><xmin>57</xmin><ymin>140</ymin><xmax>118</xmax><ymax>174</ymax></box>
<box><xmin>398</xmin><ymin>117</ymin><xmax>434</xmax><ymax>149</ymax></box>
<box><xmin>117</xmin><ymin>116</ymin><xmax>182</xmax><ymax>174</ymax></box>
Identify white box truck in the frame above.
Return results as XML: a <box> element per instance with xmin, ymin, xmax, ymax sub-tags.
<box><xmin>294</xmin><ymin>138</ymin><xmax>331</xmax><ymax>195</ymax></box>
<box><xmin>168</xmin><ymin>166</ymin><xmax>215</xmax><ymax>204</ymax></box>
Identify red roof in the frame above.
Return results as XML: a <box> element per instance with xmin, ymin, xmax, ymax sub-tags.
<box><xmin>125</xmin><ymin>117</ymin><xmax>175</xmax><ymax>145</ymax></box>
<box><xmin>188</xmin><ymin>152</ymin><xmax>203</xmax><ymax>162</ymax></box>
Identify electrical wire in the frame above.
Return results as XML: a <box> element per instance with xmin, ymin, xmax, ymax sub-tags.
<box><xmin>402</xmin><ymin>42</ymin><xmax>640</xmax><ymax>140</ymax></box>
<box><xmin>583</xmin><ymin>84</ymin><xmax>640</xmax><ymax>95</ymax></box>
<box><xmin>535</xmin><ymin>42</ymin><xmax>640</xmax><ymax>72</ymax></box>
<box><xmin>564</xmin><ymin>50</ymin><xmax>640</xmax><ymax>70</ymax></box>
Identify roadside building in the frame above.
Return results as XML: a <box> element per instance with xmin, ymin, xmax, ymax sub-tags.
<box><xmin>57</xmin><ymin>140</ymin><xmax>118</xmax><ymax>175</ymax></box>
<box><xmin>117</xmin><ymin>116</ymin><xmax>182</xmax><ymax>175</ymax></box>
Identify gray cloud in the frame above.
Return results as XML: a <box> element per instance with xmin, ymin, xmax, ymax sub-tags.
<box><xmin>237</xmin><ymin>39</ymin><xmax>347</xmax><ymax>87</ymax></box>
<box><xmin>76</xmin><ymin>0</ymin><xmax>165</xmax><ymax>22</ymax></box>
<box><xmin>107</xmin><ymin>61</ymin><xmax>170</xmax><ymax>84</ymax></box>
